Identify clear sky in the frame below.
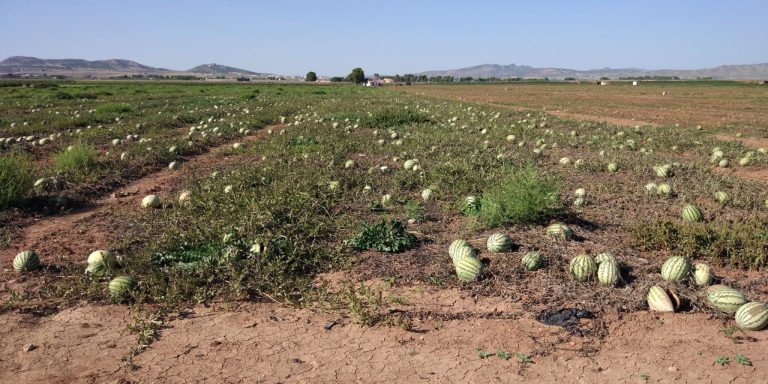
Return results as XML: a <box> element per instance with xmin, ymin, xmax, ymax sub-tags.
<box><xmin>1</xmin><ymin>0</ymin><xmax>766</xmax><ymax>76</ymax></box>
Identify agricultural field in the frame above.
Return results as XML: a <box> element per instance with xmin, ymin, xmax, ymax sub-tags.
<box><xmin>1</xmin><ymin>81</ymin><xmax>768</xmax><ymax>383</ymax></box>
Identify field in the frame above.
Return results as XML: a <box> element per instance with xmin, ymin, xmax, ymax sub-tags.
<box><xmin>1</xmin><ymin>80</ymin><xmax>768</xmax><ymax>383</ymax></box>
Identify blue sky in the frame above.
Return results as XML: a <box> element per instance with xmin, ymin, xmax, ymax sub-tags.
<box><xmin>1</xmin><ymin>0</ymin><xmax>766</xmax><ymax>76</ymax></box>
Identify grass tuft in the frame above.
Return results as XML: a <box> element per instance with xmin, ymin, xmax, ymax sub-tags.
<box><xmin>0</xmin><ymin>151</ymin><xmax>36</xmax><ymax>209</ymax></box>
<box><xmin>478</xmin><ymin>164</ymin><xmax>561</xmax><ymax>227</ymax></box>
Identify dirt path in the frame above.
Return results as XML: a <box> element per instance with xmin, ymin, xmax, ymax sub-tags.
<box><xmin>0</xmin><ymin>126</ymin><xmax>278</xmax><ymax>267</ymax></box>
<box><xmin>2</xmin><ymin>291</ymin><xmax>765</xmax><ymax>384</ymax></box>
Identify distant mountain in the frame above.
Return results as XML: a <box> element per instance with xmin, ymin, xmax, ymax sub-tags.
<box><xmin>0</xmin><ymin>56</ymin><xmax>168</xmax><ymax>75</ymax></box>
<box><xmin>418</xmin><ymin>63</ymin><xmax>768</xmax><ymax>80</ymax></box>
<box><xmin>0</xmin><ymin>56</ymin><xmax>281</xmax><ymax>78</ymax></box>
<box><xmin>188</xmin><ymin>63</ymin><xmax>262</xmax><ymax>76</ymax></box>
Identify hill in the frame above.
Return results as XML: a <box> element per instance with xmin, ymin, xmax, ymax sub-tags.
<box><xmin>0</xmin><ymin>56</ymin><xmax>280</xmax><ymax>79</ymax></box>
<box><xmin>418</xmin><ymin>63</ymin><xmax>768</xmax><ymax>80</ymax></box>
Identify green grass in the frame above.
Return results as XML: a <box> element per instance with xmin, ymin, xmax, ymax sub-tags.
<box><xmin>632</xmin><ymin>220</ymin><xmax>768</xmax><ymax>269</ymax></box>
<box><xmin>362</xmin><ymin>107</ymin><xmax>431</xmax><ymax>128</ymax></box>
<box><xmin>348</xmin><ymin>220</ymin><xmax>417</xmax><ymax>253</ymax></box>
<box><xmin>0</xmin><ymin>151</ymin><xmax>36</xmax><ymax>208</ymax></box>
<box><xmin>477</xmin><ymin>164</ymin><xmax>561</xmax><ymax>227</ymax></box>
<box><xmin>53</xmin><ymin>142</ymin><xmax>98</xmax><ymax>175</ymax></box>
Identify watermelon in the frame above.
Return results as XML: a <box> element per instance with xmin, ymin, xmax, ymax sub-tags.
<box><xmin>681</xmin><ymin>204</ymin><xmax>703</xmax><ymax>223</ymax></box>
<box><xmin>607</xmin><ymin>163</ymin><xmax>619</xmax><ymax>172</ymax></box>
<box><xmin>13</xmin><ymin>250</ymin><xmax>40</xmax><ymax>272</ymax></box>
<box><xmin>718</xmin><ymin>158</ymin><xmax>729</xmax><ymax>168</ymax></box>
<box><xmin>660</xmin><ymin>256</ymin><xmax>690</xmax><ymax>282</ymax></box>
<box><xmin>735</xmin><ymin>302</ymin><xmax>768</xmax><ymax>331</ymax></box>
<box><xmin>486</xmin><ymin>233</ymin><xmax>513</xmax><ymax>253</ymax></box>
<box><xmin>693</xmin><ymin>263</ymin><xmax>714</xmax><ymax>286</ymax></box>
<box><xmin>403</xmin><ymin>159</ymin><xmax>418</xmax><ymax>170</ymax></box>
<box><xmin>451</xmin><ymin>246</ymin><xmax>476</xmax><ymax>264</ymax></box>
<box><xmin>644</xmin><ymin>182</ymin><xmax>658</xmax><ymax>193</ymax></box>
<box><xmin>573</xmin><ymin>197</ymin><xmax>586</xmax><ymax>207</ymax></box>
<box><xmin>344</xmin><ymin>160</ymin><xmax>355</xmax><ymax>169</ymax></box>
<box><xmin>108</xmin><ymin>276</ymin><xmax>137</xmax><ymax>299</ymax></box>
<box><xmin>657</xmin><ymin>183</ymin><xmax>673</xmax><ymax>196</ymax></box>
<box><xmin>448</xmin><ymin>239</ymin><xmax>470</xmax><ymax>261</ymax></box>
<box><xmin>707</xmin><ymin>285</ymin><xmax>747</xmax><ymax>313</ymax></box>
<box><xmin>178</xmin><ymin>190</ymin><xmax>192</xmax><ymax>203</ymax></box>
<box><xmin>546</xmin><ymin>223</ymin><xmax>573</xmax><ymax>241</ymax></box>
<box><xmin>595</xmin><ymin>252</ymin><xmax>618</xmax><ymax>265</ymax></box>
<box><xmin>569</xmin><ymin>254</ymin><xmax>596</xmax><ymax>282</ymax></box>
<box><xmin>713</xmin><ymin>191</ymin><xmax>728</xmax><ymax>204</ymax></box>
<box><xmin>597</xmin><ymin>261</ymin><xmax>620</xmax><ymax>286</ymax></box>
<box><xmin>85</xmin><ymin>260</ymin><xmax>107</xmax><ymax>275</ymax></box>
<box><xmin>574</xmin><ymin>188</ymin><xmax>586</xmax><ymax>198</ymax></box>
<box><xmin>521</xmin><ymin>252</ymin><xmax>543</xmax><ymax>271</ymax></box>
<box><xmin>647</xmin><ymin>285</ymin><xmax>675</xmax><ymax>312</ymax></box>
<box><xmin>87</xmin><ymin>250</ymin><xmax>118</xmax><ymax>268</ymax></box>
<box><xmin>653</xmin><ymin>164</ymin><xmax>672</xmax><ymax>178</ymax></box>
<box><xmin>421</xmin><ymin>189</ymin><xmax>433</xmax><ymax>202</ymax></box>
<box><xmin>141</xmin><ymin>195</ymin><xmax>161</xmax><ymax>209</ymax></box>
<box><xmin>460</xmin><ymin>196</ymin><xmax>480</xmax><ymax>215</ymax></box>
<box><xmin>455</xmin><ymin>256</ymin><xmax>482</xmax><ymax>282</ymax></box>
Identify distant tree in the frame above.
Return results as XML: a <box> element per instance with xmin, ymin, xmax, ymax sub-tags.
<box><xmin>330</xmin><ymin>76</ymin><xmax>345</xmax><ymax>82</ymax></box>
<box><xmin>347</xmin><ymin>67</ymin><xmax>365</xmax><ymax>84</ymax></box>
<box><xmin>600</xmin><ymin>76</ymin><xmax>610</xmax><ymax>80</ymax></box>
<box><xmin>305</xmin><ymin>71</ymin><xmax>317</xmax><ymax>82</ymax></box>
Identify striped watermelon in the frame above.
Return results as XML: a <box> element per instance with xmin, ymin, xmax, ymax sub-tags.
<box><xmin>607</xmin><ymin>163</ymin><xmax>619</xmax><ymax>172</ymax></box>
<box><xmin>449</xmin><ymin>240</ymin><xmax>470</xmax><ymax>260</ymax></box>
<box><xmin>574</xmin><ymin>188</ymin><xmax>586</xmax><ymax>198</ymax></box>
<box><xmin>486</xmin><ymin>233</ymin><xmax>513</xmax><ymax>253</ymax></box>
<box><xmin>108</xmin><ymin>276</ymin><xmax>137</xmax><ymax>299</ymax></box>
<box><xmin>653</xmin><ymin>164</ymin><xmax>672</xmax><ymax>178</ymax></box>
<box><xmin>455</xmin><ymin>256</ymin><xmax>482</xmax><ymax>282</ymax></box>
<box><xmin>647</xmin><ymin>285</ymin><xmax>675</xmax><ymax>312</ymax></box>
<box><xmin>546</xmin><ymin>223</ymin><xmax>573</xmax><ymax>241</ymax></box>
<box><xmin>597</xmin><ymin>261</ymin><xmax>620</xmax><ymax>286</ymax></box>
<box><xmin>87</xmin><ymin>250</ymin><xmax>117</xmax><ymax>268</ymax></box>
<box><xmin>595</xmin><ymin>252</ymin><xmax>618</xmax><ymax>265</ymax></box>
<box><xmin>569</xmin><ymin>254</ymin><xmax>596</xmax><ymax>282</ymax></box>
<box><xmin>657</xmin><ymin>183</ymin><xmax>673</xmax><ymax>196</ymax></box>
<box><xmin>706</xmin><ymin>285</ymin><xmax>747</xmax><ymax>313</ymax></box>
<box><xmin>681</xmin><ymin>204</ymin><xmax>703</xmax><ymax>223</ymax></box>
<box><xmin>735</xmin><ymin>302</ymin><xmax>768</xmax><ymax>331</ymax></box>
<box><xmin>13</xmin><ymin>250</ymin><xmax>40</xmax><ymax>272</ymax></box>
<box><xmin>693</xmin><ymin>263</ymin><xmax>714</xmax><ymax>286</ymax></box>
<box><xmin>403</xmin><ymin>159</ymin><xmax>418</xmax><ymax>170</ymax></box>
<box><xmin>451</xmin><ymin>246</ymin><xmax>476</xmax><ymax>264</ymax></box>
<box><xmin>460</xmin><ymin>196</ymin><xmax>480</xmax><ymax>215</ymax></box>
<box><xmin>521</xmin><ymin>252</ymin><xmax>543</xmax><ymax>271</ymax></box>
<box><xmin>421</xmin><ymin>189</ymin><xmax>433</xmax><ymax>202</ymax></box>
<box><xmin>713</xmin><ymin>191</ymin><xmax>728</xmax><ymax>204</ymax></box>
<box><xmin>660</xmin><ymin>256</ymin><xmax>690</xmax><ymax>282</ymax></box>
<box><xmin>85</xmin><ymin>260</ymin><xmax>107</xmax><ymax>275</ymax></box>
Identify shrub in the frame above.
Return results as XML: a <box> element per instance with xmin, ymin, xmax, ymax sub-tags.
<box><xmin>348</xmin><ymin>220</ymin><xmax>416</xmax><ymax>253</ymax></box>
<box><xmin>478</xmin><ymin>165</ymin><xmax>561</xmax><ymax>226</ymax></box>
<box><xmin>0</xmin><ymin>152</ymin><xmax>36</xmax><ymax>209</ymax></box>
<box><xmin>54</xmin><ymin>142</ymin><xmax>98</xmax><ymax>174</ymax></box>
<box><xmin>632</xmin><ymin>220</ymin><xmax>768</xmax><ymax>269</ymax></box>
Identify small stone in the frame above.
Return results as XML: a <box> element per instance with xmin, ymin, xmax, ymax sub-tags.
<box><xmin>23</xmin><ymin>343</ymin><xmax>37</xmax><ymax>352</ymax></box>
<box><xmin>668</xmin><ymin>366</ymin><xmax>677</xmax><ymax>372</ymax></box>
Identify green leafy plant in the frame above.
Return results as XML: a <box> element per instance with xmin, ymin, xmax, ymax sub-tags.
<box><xmin>404</xmin><ymin>200</ymin><xmax>425</xmax><ymax>221</ymax></box>
<box><xmin>735</xmin><ymin>353</ymin><xmax>752</xmax><ymax>366</ymax></box>
<box><xmin>497</xmin><ymin>351</ymin><xmax>511</xmax><ymax>361</ymax></box>
<box><xmin>715</xmin><ymin>356</ymin><xmax>730</xmax><ymax>366</ymax></box>
<box><xmin>478</xmin><ymin>164</ymin><xmax>561</xmax><ymax>226</ymax></box>
<box><xmin>475</xmin><ymin>347</ymin><xmax>493</xmax><ymax>359</ymax></box>
<box><xmin>516</xmin><ymin>352</ymin><xmax>533</xmax><ymax>363</ymax></box>
<box><xmin>348</xmin><ymin>220</ymin><xmax>416</xmax><ymax>253</ymax></box>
